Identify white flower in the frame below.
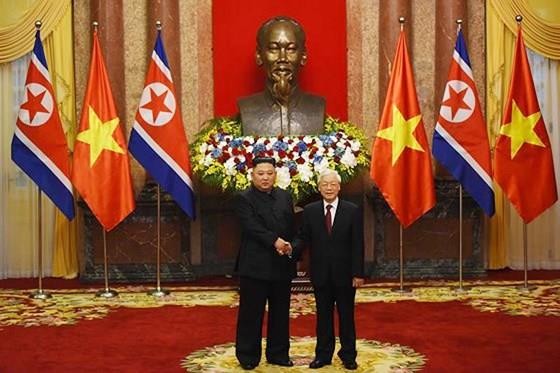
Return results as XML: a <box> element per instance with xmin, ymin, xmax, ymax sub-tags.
<box><xmin>297</xmin><ymin>163</ymin><xmax>313</xmax><ymax>182</ymax></box>
<box><xmin>224</xmin><ymin>158</ymin><xmax>238</xmax><ymax>176</ymax></box>
<box><xmin>341</xmin><ymin>149</ymin><xmax>357</xmax><ymax>167</ymax></box>
<box><xmin>275</xmin><ymin>166</ymin><xmax>292</xmax><ymax>189</ymax></box>
<box><xmin>202</xmin><ymin>154</ymin><xmax>214</xmax><ymax>166</ymax></box>
<box><xmin>300</xmin><ymin>150</ymin><xmax>311</xmax><ymax>161</ymax></box>
<box><xmin>246</xmin><ymin>168</ymin><xmax>253</xmax><ymax>183</ymax></box>
<box><xmin>199</xmin><ymin>143</ymin><xmax>208</xmax><ymax>153</ymax></box>
<box><xmin>351</xmin><ymin>140</ymin><xmax>361</xmax><ymax>152</ymax></box>
<box><xmin>313</xmin><ymin>157</ymin><xmax>330</xmax><ymax>174</ymax></box>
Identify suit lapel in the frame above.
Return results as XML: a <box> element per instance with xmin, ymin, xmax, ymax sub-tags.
<box><xmin>331</xmin><ymin>201</ymin><xmax>343</xmax><ymax>235</ymax></box>
<box><xmin>312</xmin><ymin>202</ymin><xmax>329</xmax><ymax>236</ymax></box>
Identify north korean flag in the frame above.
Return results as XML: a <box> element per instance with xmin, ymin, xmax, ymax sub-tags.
<box><xmin>433</xmin><ymin>29</ymin><xmax>495</xmax><ymax>216</ymax></box>
<box><xmin>128</xmin><ymin>30</ymin><xmax>195</xmax><ymax>219</ymax></box>
<box><xmin>11</xmin><ymin>29</ymin><xmax>75</xmax><ymax>220</ymax></box>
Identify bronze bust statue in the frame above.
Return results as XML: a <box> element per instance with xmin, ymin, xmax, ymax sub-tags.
<box><xmin>238</xmin><ymin>16</ymin><xmax>325</xmax><ymax>136</ymax></box>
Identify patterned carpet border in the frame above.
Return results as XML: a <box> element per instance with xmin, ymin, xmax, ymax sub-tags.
<box><xmin>0</xmin><ymin>279</ymin><xmax>558</xmax><ymax>329</ymax></box>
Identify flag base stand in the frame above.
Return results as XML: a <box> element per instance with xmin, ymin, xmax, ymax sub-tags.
<box><xmin>96</xmin><ymin>288</ymin><xmax>119</xmax><ymax>298</ymax></box>
<box><xmin>391</xmin><ymin>287</ymin><xmax>412</xmax><ymax>294</ymax></box>
<box><xmin>516</xmin><ymin>285</ymin><xmax>536</xmax><ymax>293</ymax></box>
<box><xmin>29</xmin><ymin>289</ymin><xmax>52</xmax><ymax>300</ymax></box>
<box><xmin>452</xmin><ymin>286</ymin><xmax>471</xmax><ymax>294</ymax></box>
<box><xmin>147</xmin><ymin>287</ymin><xmax>170</xmax><ymax>297</ymax></box>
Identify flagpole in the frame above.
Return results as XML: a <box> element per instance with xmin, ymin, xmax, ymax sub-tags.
<box><xmin>95</xmin><ymin>230</ymin><xmax>118</xmax><ymax>298</ymax></box>
<box><xmin>454</xmin><ymin>184</ymin><xmax>470</xmax><ymax>293</ymax></box>
<box><xmin>517</xmin><ymin>222</ymin><xmax>535</xmax><ymax>292</ymax></box>
<box><xmin>389</xmin><ymin>16</ymin><xmax>411</xmax><ymax>295</ymax></box>
<box><xmin>392</xmin><ymin>224</ymin><xmax>411</xmax><ymax>293</ymax></box>
<box><xmin>452</xmin><ymin>20</ymin><xmax>469</xmax><ymax>293</ymax></box>
<box><xmin>510</xmin><ymin>15</ymin><xmax>535</xmax><ymax>293</ymax></box>
<box><xmin>29</xmin><ymin>188</ymin><xmax>52</xmax><ymax>300</ymax></box>
<box><xmin>148</xmin><ymin>183</ymin><xmax>170</xmax><ymax>297</ymax></box>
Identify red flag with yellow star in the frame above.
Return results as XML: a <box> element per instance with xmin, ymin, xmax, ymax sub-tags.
<box><xmin>494</xmin><ymin>27</ymin><xmax>557</xmax><ymax>223</ymax></box>
<box><xmin>370</xmin><ymin>30</ymin><xmax>435</xmax><ymax>228</ymax></box>
<box><xmin>72</xmin><ymin>30</ymin><xmax>135</xmax><ymax>231</ymax></box>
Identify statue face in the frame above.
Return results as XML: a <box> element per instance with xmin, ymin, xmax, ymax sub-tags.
<box><xmin>257</xmin><ymin>21</ymin><xmax>307</xmax><ymax>103</ymax></box>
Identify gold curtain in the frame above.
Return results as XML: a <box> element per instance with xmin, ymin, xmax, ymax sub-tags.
<box><xmin>490</xmin><ymin>0</ymin><xmax>560</xmax><ymax>59</ymax></box>
<box><xmin>486</xmin><ymin>0</ymin><xmax>560</xmax><ymax>268</ymax></box>
<box><xmin>0</xmin><ymin>0</ymin><xmax>77</xmax><ymax>278</ymax></box>
<box><xmin>0</xmin><ymin>0</ymin><xmax>69</xmax><ymax>63</ymax></box>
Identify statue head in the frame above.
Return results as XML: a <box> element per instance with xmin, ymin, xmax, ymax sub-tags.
<box><xmin>256</xmin><ymin>16</ymin><xmax>307</xmax><ymax>105</ymax></box>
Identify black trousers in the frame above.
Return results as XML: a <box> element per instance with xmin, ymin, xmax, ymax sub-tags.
<box><xmin>313</xmin><ymin>278</ymin><xmax>357</xmax><ymax>362</ymax></box>
<box><xmin>235</xmin><ymin>276</ymin><xmax>292</xmax><ymax>365</ymax></box>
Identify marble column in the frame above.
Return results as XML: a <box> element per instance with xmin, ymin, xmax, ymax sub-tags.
<box><xmin>148</xmin><ymin>0</ymin><xmax>182</xmax><ymax>98</ymax></box>
<box><xmin>378</xmin><ymin>0</ymin><xmax>411</xmax><ymax>114</ymax></box>
<box><xmin>90</xmin><ymin>0</ymin><xmax>126</xmax><ymax>128</ymax></box>
<box><xmin>434</xmin><ymin>0</ymin><xmax>467</xmax><ymax>177</ymax></box>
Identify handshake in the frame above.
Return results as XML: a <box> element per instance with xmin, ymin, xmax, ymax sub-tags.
<box><xmin>274</xmin><ymin>237</ymin><xmax>293</xmax><ymax>256</ymax></box>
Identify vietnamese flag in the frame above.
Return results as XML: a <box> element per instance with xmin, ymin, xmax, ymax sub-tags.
<box><xmin>494</xmin><ymin>26</ymin><xmax>557</xmax><ymax>223</ymax></box>
<box><xmin>72</xmin><ymin>29</ymin><xmax>135</xmax><ymax>231</ymax></box>
<box><xmin>370</xmin><ymin>29</ymin><xmax>435</xmax><ymax>228</ymax></box>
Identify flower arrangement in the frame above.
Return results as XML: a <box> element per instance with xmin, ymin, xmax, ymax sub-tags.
<box><xmin>191</xmin><ymin>116</ymin><xmax>370</xmax><ymax>201</ymax></box>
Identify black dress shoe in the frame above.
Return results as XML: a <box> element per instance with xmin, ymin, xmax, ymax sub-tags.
<box><xmin>309</xmin><ymin>358</ymin><xmax>331</xmax><ymax>369</ymax></box>
<box><xmin>267</xmin><ymin>359</ymin><xmax>294</xmax><ymax>367</ymax></box>
<box><xmin>240</xmin><ymin>362</ymin><xmax>257</xmax><ymax>370</ymax></box>
<box><xmin>343</xmin><ymin>360</ymin><xmax>358</xmax><ymax>370</ymax></box>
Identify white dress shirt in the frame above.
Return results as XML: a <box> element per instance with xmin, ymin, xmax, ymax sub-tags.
<box><xmin>323</xmin><ymin>198</ymin><xmax>339</xmax><ymax>227</ymax></box>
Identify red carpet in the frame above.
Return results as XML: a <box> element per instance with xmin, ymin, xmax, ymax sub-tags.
<box><xmin>1</xmin><ymin>273</ymin><xmax>559</xmax><ymax>372</ymax></box>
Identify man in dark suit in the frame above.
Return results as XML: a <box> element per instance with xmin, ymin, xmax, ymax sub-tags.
<box><xmin>234</xmin><ymin>157</ymin><xmax>296</xmax><ymax>370</ymax></box>
<box><xmin>289</xmin><ymin>169</ymin><xmax>364</xmax><ymax>370</ymax></box>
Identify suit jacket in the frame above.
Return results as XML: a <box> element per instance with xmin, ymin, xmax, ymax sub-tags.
<box><xmin>293</xmin><ymin>199</ymin><xmax>364</xmax><ymax>287</ymax></box>
<box><xmin>234</xmin><ymin>186</ymin><xmax>297</xmax><ymax>281</ymax></box>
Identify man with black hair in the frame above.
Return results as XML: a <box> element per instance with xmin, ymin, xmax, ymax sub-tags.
<box><xmin>234</xmin><ymin>157</ymin><xmax>297</xmax><ymax>370</ymax></box>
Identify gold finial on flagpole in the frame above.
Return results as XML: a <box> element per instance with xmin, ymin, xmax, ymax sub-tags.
<box><xmin>156</xmin><ymin>20</ymin><xmax>162</xmax><ymax>31</ymax></box>
<box><xmin>399</xmin><ymin>16</ymin><xmax>405</xmax><ymax>31</ymax></box>
<box><xmin>92</xmin><ymin>21</ymin><xmax>99</xmax><ymax>32</ymax></box>
<box><xmin>456</xmin><ymin>19</ymin><xmax>462</xmax><ymax>34</ymax></box>
<box><xmin>515</xmin><ymin>15</ymin><xmax>523</xmax><ymax>23</ymax></box>
<box><xmin>35</xmin><ymin>21</ymin><xmax>42</xmax><ymax>30</ymax></box>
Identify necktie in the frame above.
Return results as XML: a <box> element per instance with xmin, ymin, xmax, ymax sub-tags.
<box><xmin>325</xmin><ymin>204</ymin><xmax>333</xmax><ymax>235</ymax></box>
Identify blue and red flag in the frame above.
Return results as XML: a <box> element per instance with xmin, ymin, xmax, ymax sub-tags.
<box><xmin>432</xmin><ymin>29</ymin><xmax>495</xmax><ymax>216</ymax></box>
<box><xmin>11</xmin><ymin>29</ymin><xmax>75</xmax><ymax>220</ymax></box>
<box><xmin>128</xmin><ymin>30</ymin><xmax>196</xmax><ymax>219</ymax></box>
